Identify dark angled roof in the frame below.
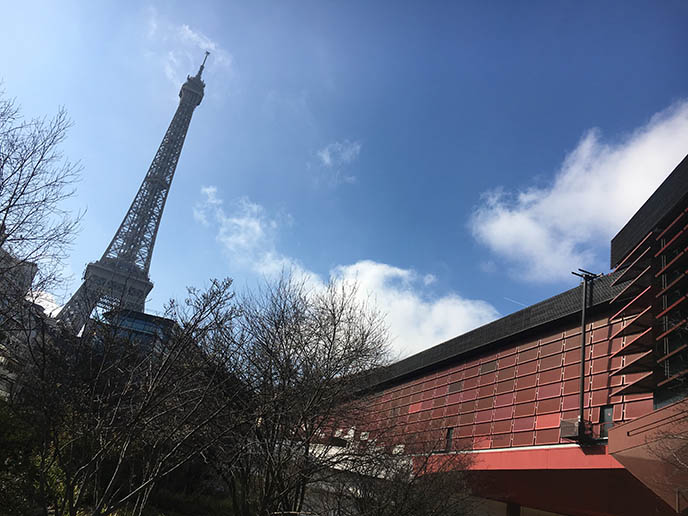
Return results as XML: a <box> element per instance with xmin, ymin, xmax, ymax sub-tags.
<box><xmin>611</xmin><ymin>153</ymin><xmax>688</xmax><ymax>268</ymax></box>
<box><xmin>365</xmin><ymin>271</ymin><xmax>626</xmax><ymax>390</ymax></box>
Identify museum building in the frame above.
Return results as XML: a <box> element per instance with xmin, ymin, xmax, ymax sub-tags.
<box><xmin>359</xmin><ymin>155</ymin><xmax>688</xmax><ymax>515</ymax></box>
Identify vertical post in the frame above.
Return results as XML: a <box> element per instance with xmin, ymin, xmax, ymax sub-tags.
<box><xmin>579</xmin><ymin>276</ymin><xmax>588</xmax><ymax>433</ymax></box>
<box><xmin>572</xmin><ymin>269</ymin><xmax>599</xmax><ymax>441</ymax></box>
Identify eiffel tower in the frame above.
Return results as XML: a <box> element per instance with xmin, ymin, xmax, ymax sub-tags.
<box><xmin>58</xmin><ymin>53</ymin><xmax>209</xmax><ymax>332</ymax></box>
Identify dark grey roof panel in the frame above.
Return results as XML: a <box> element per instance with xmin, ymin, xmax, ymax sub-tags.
<box><xmin>611</xmin><ymin>153</ymin><xmax>688</xmax><ymax>268</ymax></box>
<box><xmin>367</xmin><ymin>271</ymin><xmax>626</xmax><ymax>390</ymax></box>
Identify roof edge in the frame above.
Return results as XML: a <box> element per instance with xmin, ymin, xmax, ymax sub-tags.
<box><xmin>363</xmin><ymin>271</ymin><xmax>626</xmax><ymax>391</ymax></box>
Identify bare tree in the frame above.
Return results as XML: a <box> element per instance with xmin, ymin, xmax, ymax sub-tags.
<box><xmin>212</xmin><ymin>274</ymin><xmax>390</xmax><ymax>516</ymax></box>
<box><xmin>309</xmin><ymin>434</ymin><xmax>475</xmax><ymax>516</ymax></box>
<box><xmin>3</xmin><ymin>278</ymin><xmax>249</xmax><ymax>516</ymax></box>
<box><xmin>0</xmin><ymin>92</ymin><xmax>80</xmax><ymax>300</ymax></box>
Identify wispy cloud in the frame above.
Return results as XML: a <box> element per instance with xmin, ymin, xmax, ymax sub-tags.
<box><xmin>178</xmin><ymin>24</ymin><xmax>232</xmax><ymax>67</ymax></box>
<box><xmin>315</xmin><ymin>140</ymin><xmax>362</xmax><ymax>187</ymax></box>
<box><xmin>193</xmin><ymin>186</ymin><xmax>307</xmax><ymax>279</ymax></box>
<box><xmin>470</xmin><ymin>100</ymin><xmax>688</xmax><ymax>283</ymax></box>
<box><xmin>194</xmin><ymin>186</ymin><xmax>499</xmax><ymax>357</ymax></box>
<box><xmin>145</xmin><ymin>7</ymin><xmax>232</xmax><ymax>95</ymax></box>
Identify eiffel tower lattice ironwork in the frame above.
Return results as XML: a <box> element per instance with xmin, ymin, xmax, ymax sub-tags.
<box><xmin>59</xmin><ymin>53</ymin><xmax>209</xmax><ymax>332</ymax></box>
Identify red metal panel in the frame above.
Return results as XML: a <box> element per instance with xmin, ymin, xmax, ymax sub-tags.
<box><xmin>499</xmin><ymin>354</ymin><xmax>517</xmax><ymax>367</ymax></box>
<box><xmin>474</xmin><ymin>422</ymin><xmax>492</xmax><ymax>436</ymax></box>
<box><xmin>460</xmin><ymin>400</ymin><xmax>476</xmax><ymax>413</ymax></box>
<box><xmin>478</xmin><ymin>385</ymin><xmax>495</xmax><ymax>398</ymax></box>
<box><xmin>563</xmin><ymin>363</ymin><xmax>581</xmax><ymax>380</ymax></box>
<box><xmin>498</xmin><ymin>366</ymin><xmax>516</xmax><ymax>380</ymax></box>
<box><xmin>458</xmin><ymin>424</ymin><xmax>473</xmax><ymax>437</ymax></box>
<box><xmin>408</xmin><ymin>402</ymin><xmax>422</xmax><ymax>414</ymax></box>
<box><xmin>564</xmin><ymin>349</ymin><xmax>580</xmax><ymax>365</ymax></box>
<box><xmin>512</xmin><ymin>431</ymin><xmax>535</xmax><ymax>447</ymax></box>
<box><xmin>591</xmin><ymin>389</ymin><xmax>611</xmax><ymax>407</ymax></box>
<box><xmin>513</xmin><ymin>416</ymin><xmax>535</xmax><ymax>432</ymax></box>
<box><xmin>516</xmin><ymin>373</ymin><xmax>537</xmax><ymax>389</ymax></box>
<box><xmin>536</xmin><ymin>413</ymin><xmax>561</xmax><ymax>430</ymax></box>
<box><xmin>496</xmin><ymin>379</ymin><xmax>516</xmax><ymax>394</ymax></box>
<box><xmin>592</xmin><ymin>356</ymin><xmax>612</xmax><ymax>374</ymax></box>
<box><xmin>537</xmin><ymin>383</ymin><xmax>561</xmax><ymax>399</ymax></box>
<box><xmin>449</xmin><ymin>370</ymin><xmax>463</xmax><ymax>383</ymax></box>
<box><xmin>540</xmin><ymin>354</ymin><xmax>563</xmax><ymax>370</ymax></box>
<box><xmin>461</xmin><ymin>388</ymin><xmax>477</xmax><ymax>401</ymax></box>
<box><xmin>495</xmin><ymin>393</ymin><xmax>514</xmax><ymax>407</ymax></box>
<box><xmin>459</xmin><ymin>412</ymin><xmax>475</xmax><ymax>425</ymax></box>
<box><xmin>541</xmin><ymin>340</ymin><xmax>564</xmax><ymax>357</ymax></box>
<box><xmin>479</xmin><ymin>372</ymin><xmax>497</xmax><ymax>386</ymax></box>
<box><xmin>536</xmin><ymin>397</ymin><xmax>561</xmax><ymax>414</ymax></box>
<box><xmin>539</xmin><ymin>368</ymin><xmax>562</xmax><ymax>385</ymax></box>
<box><xmin>493</xmin><ymin>419</ymin><xmax>513</xmax><ymax>433</ymax></box>
<box><xmin>494</xmin><ymin>406</ymin><xmax>513</xmax><ymax>420</ymax></box>
<box><xmin>591</xmin><ymin>372</ymin><xmax>611</xmax><ymax>390</ymax></box>
<box><xmin>475</xmin><ymin>410</ymin><xmax>492</xmax><ymax>423</ymax></box>
<box><xmin>445</xmin><ymin>402</ymin><xmax>460</xmax><ymax>416</ymax></box>
<box><xmin>515</xmin><ymin>388</ymin><xmax>536</xmax><ymax>403</ymax></box>
<box><xmin>434</xmin><ymin>384</ymin><xmax>448</xmax><ymax>396</ymax></box>
<box><xmin>514</xmin><ymin>402</ymin><xmax>536</xmax><ymax>417</ymax></box>
<box><xmin>517</xmin><ymin>360</ymin><xmax>537</xmax><ymax>376</ymax></box>
<box><xmin>562</xmin><ymin>394</ymin><xmax>579</xmax><ymax>411</ymax></box>
<box><xmin>464</xmin><ymin>365</ymin><xmax>480</xmax><ymax>378</ymax></box>
<box><xmin>474</xmin><ymin>436</ymin><xmax>491</xmax><ymax>449</ymax></box>
<box><xmin>535</xmin><ymin>428</ymin><xmax>561</xmax><ymax>444</ymax></box>
<box><xmin>463</xmin><ymin>376</ymin><xmax>478</xmax><ymax>389</ymax></box>
<box><xmin>491</xmin><ymin>433</ymin><xmax>511</xmax><ymax>448</ymax></box>
<box><xmin>592</xmin><ymin>340</ymin><xmax>613</xmax><ymax>358</ymax></box>
<box><xmin>476</xmin><ymin>396</ymin><xmax>493</xmax><ymax>410</ymax></box>
<box><xmin>518</xmin><ymin>347</ymin><xmax>538</xmax><ymax>363</ymax></box>
<box><xmin>592</xmin><ymin>326</ymin><xmax>611</xmax><ymax>343</ymax></box>
<box><xmin>447</xmin><ymin>392</ymin><xmax>460</xmax><ymax>405</ymax></box>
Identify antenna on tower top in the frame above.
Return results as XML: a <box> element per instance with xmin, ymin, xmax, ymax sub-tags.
<box><xmin>197</xmin><ymin>51</ymin><xmax>210</xmax><ymax>78</ymax></box>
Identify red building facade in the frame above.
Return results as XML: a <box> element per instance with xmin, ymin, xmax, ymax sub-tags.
<box><xmin>358</xmin><ymin>155</ymin><xmax>688</xmax><ymax>515</ymax></box>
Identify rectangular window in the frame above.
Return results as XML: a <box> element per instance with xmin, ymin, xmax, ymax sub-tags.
<box><xmin>600</xmin><ymin>405</ymin><xmax>613</xmax><ymax>438</ymax></box>
<box><xmin>445</xmin><ymin>427</ymin><xmax>454</xmax><ymax>452</ymax></box>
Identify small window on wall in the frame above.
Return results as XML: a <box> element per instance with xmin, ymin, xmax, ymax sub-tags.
<box><xmin>600</xmin><ymin>405</ymin><xmax>613</xmax><ymax>438</ymax></box>
<box><xmin>445</xmin><ymin>427</ymin><xmax>454</xmax><ymax>452</ymax></box>
<box><xmin>480</xmin><ymin>361</ymin><xmax>497</xmax><ymax>374</ymax></box>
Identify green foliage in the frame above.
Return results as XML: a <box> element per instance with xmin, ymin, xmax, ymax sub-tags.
<box><xmin>0</xmin><ymin>400</ymin><xmax>41</xmax><ymax>515</ymax></box>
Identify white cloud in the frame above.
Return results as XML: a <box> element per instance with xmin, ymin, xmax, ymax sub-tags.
<box><xmin>178</xmin><ymin>24</ymin><xmax>232</xmax><ymax>67</ymax></box>
<box><xmin>145</xmin><ymin>8</ymin><xmax>232</xmax><ymax>95</ymax></box>
<box><xmin>332</xmin><ymin>261</ymin><xmax>499</xmax><ymax>358</ymax></box>
<box><xmin>470</xmin><ymin>100</ymin><xmax>688</xmax><ymax>283</ymax></box>
<box><xmin>193</xmin><ymin>186</ymin><xmax>305</xmax><ymax>278</ymax></box>
<box><xmin>194</xmin><ymin>186</ymin><xmax>499</xmax><ymax>358</ymax></box>
<box><xmin>317</xmin><ymin>140</ymin><xmax>361</xmax><ymax>167</ymax></box>
<box><xmin>315</xmin><ymin>140</ymin><xmax>361</xmax><ymax>186</ymax></box>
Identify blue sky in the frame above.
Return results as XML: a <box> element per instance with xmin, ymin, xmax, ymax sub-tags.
<box><xmin>3</xmin><ymin>1</ymin><xmax>688</xmax><ymax>357</ymax></box>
